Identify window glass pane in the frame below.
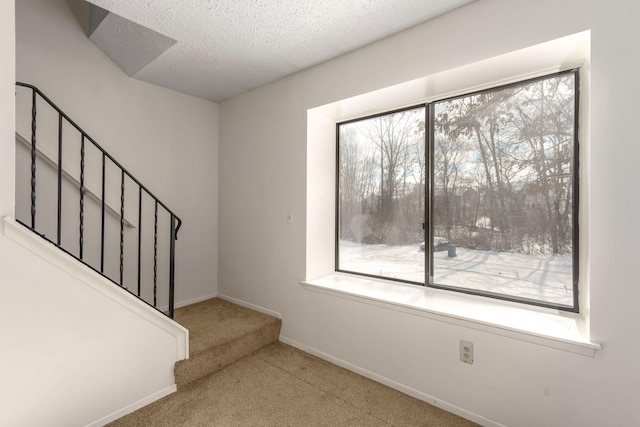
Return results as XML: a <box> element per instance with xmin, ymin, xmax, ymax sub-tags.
<box><xmin>432</xmin><ymin>72</ymin><xmax>577</xmax><ymax>307</ymax></box>
<box><xmin>338</xmin><ymin>107</ymin><xmax>426</xmax><ymax>283</ymax></box>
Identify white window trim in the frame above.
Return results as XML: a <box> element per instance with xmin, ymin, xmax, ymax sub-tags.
<box><xmin>305</xmin><ymin>31</ymin><xmax>600</xmax><ymax>356</ymax></box>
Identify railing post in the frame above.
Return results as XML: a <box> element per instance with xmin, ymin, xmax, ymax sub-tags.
<box><xmin>120</xmin><ymin>170</ymin><xmax>125</xmax><ymax>287</ymax></box>
<box><xmin>153</xmin><ymin>200</ymin><xmax>158</xmax><ymax>307</ymax></box>
<box><xmin>30</xmin><ymin>88</ymin><xmax>37</xmax><ymax>230</ymax></box>
<box><xmin>100</xmin><ymin>152</ymin><xmax>106</xmax><ymax>273</ymax></box>
<box><xmin>137</xmin><ymin>187</ymin><xmax>142</xmax><ymax>297</ymax></box>
<box><xmin>169</xmin><ymin>214</ymin><xmax>176</xmax><ymax>319</ymax></box>
<box><xmin>57</xmin><ymin>113</ymin><xmax>63</xmax><ymax>245</ymax></box>
<box><xmin>79</xmin><ymin>134</ymin><xmax>85</xmax><ymax>260</ymax></box>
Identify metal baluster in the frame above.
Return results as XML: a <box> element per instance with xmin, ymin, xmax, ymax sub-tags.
<box><xmin>120</xmin><ymin>170</ymin><xmax>125</xmax><ymax>287</ymax></box>
<box><xmin>101</xmin><ymin>152</ymin><xmax>106</xmax><ymax>273</ymax></box>
<box><xmin>30</xmin><ymin>88</ymin><xmax>37</xmax><ymax>230</ymax></box>
<box><xmin>79</xmin><ymin>135</ymin><xmax>85</xmax><ymax>259</ymax></box>
<box><xmin>153</xmin><ymin>200</ymin><xmax>158</xmax><ymax>307</ymax></box>
<box><xmin>137</xmin><ymin>187</ymin><xmax>142</xmax><ymax>297</ymax></box>
<box><xmin>169</xmin><ymin>214</ymin><xmax>176</xmax><ymax>318</ymax></box>
<box><xmin>57</xmin><ymin>113</ymin><xmax>63</xmax><ymax>245</ymax></box>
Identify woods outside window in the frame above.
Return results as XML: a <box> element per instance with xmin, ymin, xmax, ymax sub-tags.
<box><xmin>337</xmin><ymin>69</ymin><xmax>579</xmax><ymax>311</ymax></box>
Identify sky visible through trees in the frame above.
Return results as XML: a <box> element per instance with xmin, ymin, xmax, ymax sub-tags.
<box><xmin>338</xmin><ymin>71</ymin><xmax>578</xmax><ymax>308</ymax></box>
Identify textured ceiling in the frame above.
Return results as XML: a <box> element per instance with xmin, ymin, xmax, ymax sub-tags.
<box><xmin>86</xmin><ymin>0</ymin><xmax>475</xmax><ymax>102</ymax></box>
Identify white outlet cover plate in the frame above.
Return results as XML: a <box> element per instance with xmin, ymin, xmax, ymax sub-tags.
<box><xmin>460</xmin><ymin>340</ymin><xmax>474</xmax><ymax>364</ymax></box>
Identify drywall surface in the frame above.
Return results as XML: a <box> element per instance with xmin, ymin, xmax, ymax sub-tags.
<box><xmin>219</xmin><ymin>0</ymin><xmax>640</xmax><ymax>426</ymax></box>
<box><xmin>0</xmin><ymin>0</ymin><xmax>15</xmax><ymax>218</ymax></box>
<box><xmin>2</xmin><ymin>0</ymin><xmax>214</xmax><ymax>423</ymax></box>
<box><xmin>0</xmin><ymin>219</ymin><xmax>184</xmax><ymax>426</ymax></box>
<box><xmin>16</xmin><ymin>0</ymin><xmax>219</xmax><ymax>306</ymax></box>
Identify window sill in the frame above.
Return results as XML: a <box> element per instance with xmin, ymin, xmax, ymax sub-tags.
<box><xmin>301</xmin><ymin>273</ymin><xmax>600</xmax><ymax>357</ymax></box>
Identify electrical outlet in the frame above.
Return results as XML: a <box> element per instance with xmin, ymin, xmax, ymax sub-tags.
<box><xmin>460</xmin><ymin>340</ymin><xmax>474</xmax><ymax>364</ymax></box>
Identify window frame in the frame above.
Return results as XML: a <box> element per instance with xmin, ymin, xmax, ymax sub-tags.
<box><xmin>335</xmin><ymin>68</ymin><xmax>581</xmax><ymax>312</ymax></box>
<box><xmin>334</xmin><ymin>104</ymin><xmax>428</xmax><ymax>287</ymax></box>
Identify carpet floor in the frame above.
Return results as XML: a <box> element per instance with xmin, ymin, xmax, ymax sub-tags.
<box><xmin>172</xmin><ymin>298</ymin><xmax>282</xmax><ymax>388</ymax></box>
<box><xmin>108</xmin><ymin>341</ymin><xmax>478</xmax><ymax>426</ymax></box>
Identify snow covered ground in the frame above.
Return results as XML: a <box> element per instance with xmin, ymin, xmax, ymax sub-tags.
<box><xmin>338</xmin><ymin>241</ymin><xmax>573</xmax><ymax>306</ymax></box>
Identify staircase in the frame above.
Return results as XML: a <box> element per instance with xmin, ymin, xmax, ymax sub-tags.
<box><xmin>173</xmin><ymin>298</ymin><xmax>282</xmax><ymax>388</ymax></box>
<box><xmin>12</xmin><ymin>83</ymin><xmax>282</xmax><ymax>423</ymax></box>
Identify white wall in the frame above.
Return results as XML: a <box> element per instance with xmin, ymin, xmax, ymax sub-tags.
<box><xmin>0</xmin><ymin>0</ymin><xmax>15</xmax><ymax>218</ymax></box>
<box><xmin>16</xmin><ymin>0</ymin><xmax>220</xmax><ymax>305</ymax></box>
<box><xmin>219</xmin><ymin>1</ymin><xmax>640</xmax><ymax>426</ymax></box>
<box><xmin>0</xmin><ymin>219</ymin><xmax>186</xmax><ymax>426</ymax></box>
<box><xmin>2</xmin><ymin>1</ymin><xmax>189</xmax><ymax>425</ymax></box>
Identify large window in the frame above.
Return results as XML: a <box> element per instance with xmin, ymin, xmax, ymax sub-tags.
<box><xmin>337</xmin><ymin>70</ymin><xmax>579</xmax><ymax>311</ymax></box>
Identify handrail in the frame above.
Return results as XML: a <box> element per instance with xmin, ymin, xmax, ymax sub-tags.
<box><xmin>15</xmin><ymin>82</ymin><xmax>183</xmax><ymax>236</ymax></box>
<box><xmin>15</xmin><ymin>82</ymin><xmax>182</xmax><ymax>318</ymax></box>
<box><xmin>15</xmin><ymin>131</ymin><xmax>136</xmax><ymax>228</ymax></box>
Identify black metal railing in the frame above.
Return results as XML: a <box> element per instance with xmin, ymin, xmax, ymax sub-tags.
<box><xmin>15</xmin><ymin>82</ymin><xmax>182</xmax><ymax>318</ymax></box>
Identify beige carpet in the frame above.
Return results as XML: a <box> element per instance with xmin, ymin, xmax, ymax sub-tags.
<box><xmin>109</xmin><ymin>341</ymin><xmax>478</xmax><ymax>426</ymax></box>
<box><xmin>173</xmin><ymin>298</ymin><xmax>282</xmax><ymax>388</ymax></box>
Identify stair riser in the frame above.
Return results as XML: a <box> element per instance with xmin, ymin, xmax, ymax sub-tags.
<box><xmin>174</xmin><ymin>318</ymin><xmax>281</xmax><ymax>388</ymax></box>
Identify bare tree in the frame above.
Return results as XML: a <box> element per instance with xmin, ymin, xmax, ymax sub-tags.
<box><xmin>433</xmin><ymin>73</ymin><xmax>576</xmax><ymax>254</ymax></box>
<box><xmin>433</xmin><ymin>135</ymin><xmax>468</xmax><ymax>240</ymax></box>
<box><xmin>511</xmin><ymin>75</ymin><xmax>575</xmax><ymax>254</ymax></box>
<box><xmin>360</xmin><ymin>108</ymin><xmax>424</xmax><ymax>243</ymax></box>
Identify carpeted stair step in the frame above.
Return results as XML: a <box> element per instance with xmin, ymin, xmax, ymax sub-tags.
<box><xmin>173</xmin><ymin>298</ymin><xmax>282</xmax><ymax>388</ymax></box>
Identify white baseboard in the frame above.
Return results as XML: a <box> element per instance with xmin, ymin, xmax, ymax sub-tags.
<box><xmin>279</xmin><ymin>335</ymin><xmax>502</xmax><ymax>427</ymax></box>
<box><xmin>85</xmin><ymin>384</ymin><xmax>176</xmax><ymax>427</ymax></box>
<box><xmin>158</xmin><ymin>292</ymin><xmax>219</xmax><ymax>312</ymax></box>
<box><xmin>217</xmin><ymin>293</ymin><xmax>282</xmax><ymax>319</ymax></box>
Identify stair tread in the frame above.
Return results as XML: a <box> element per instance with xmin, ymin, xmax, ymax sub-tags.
<box><xmin>174</xmin><ymin>297</ymin><xmax>278</xmax><ymax>355</ymax></box>
<box><xmin>173</xmin><ymin>297</ymin><xmax>281</xmax><ymax>388</ymax></box>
